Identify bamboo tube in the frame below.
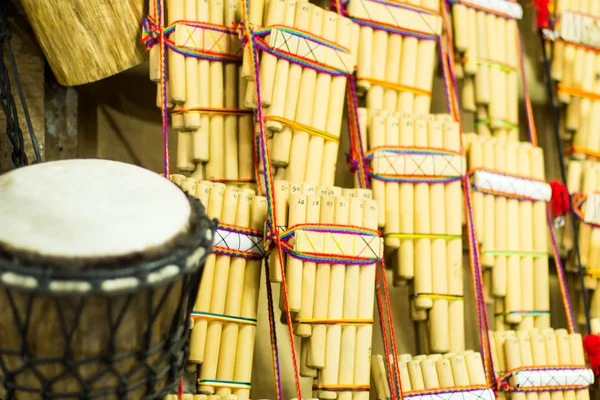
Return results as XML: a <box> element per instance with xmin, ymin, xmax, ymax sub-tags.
<box><xmin>286</xmin><ymin>5</ymin><xmax>325</xmax><ymax>182</ymax></box>
<box><xmin>551</xmin><ymin>0</ymin><xmax>568</xmax><ymax>82</ymax></box>
<box><xmin>353</xmin><ymin>199</ymin><xmax>378</xmax><ymax>400</ymax></box>
<box><xmin>474</xmin><ymin>10</ymin><xmax>490</xmax><ymax>104</ymax></box>
<box><xmin>167</xmin><ymin>0</ymin><xmax>186</xmax><ymax>104</ymax></box>
<box><xmin>429</xmin><ymin>120</ymin><xmax>449</xmax><ymax>353</ymax></box>
<box><xmin>397</xmin><ymin>33</ymin><xmax>418</xmax><ymax>113</ymax></box>
<box><xmin>383</xmin><ymin>31</ymin><xmax>403</xmax><ymax>111</ymax></box>
<box><xmin>224</xmin><ymin>3</ymin><xmax>240</xmax><ymax>182</ymax></box>
<box><xmin>517</xmin><ymin>331</ymin><xmax>540</xmax><ymax>400</ymax></box>
<box><xmin>304</xmin><ymin>11</ymin><xmax>340</xmax><ymax>185</ymax></box>
<box><xmin>462</xmin><ymin>78</ymin><xmax>477</xmax><ymax>112</ymax></box>
<box><xmin>285</xmin><ymin>194</ymin><xmax>307</xmax><ymax>312</ymax></box>
<box><xmin>190</xmin><ymin>183</ymin><xmax>226</xmax><ymax>363</ymax></box>
<box><xmin>318</xmin><ymin>196</ymin><xmax>349</xmax><ymax>394</ymax></box>
<box><xmin>420</xmin><ymin>358</ymin><xmax>440</xmax><ymax>391</ymax></box>
<box><xmin>307</xmin><ymin>194</ymin><xmax>336</xmax><ymax>368</ymax></box>
<box><xmin>356</xmin><ymin>18</ymin><xmax>373</xmax><ymax>93</ymax></box>
<box><xmin>183</xmin><ymin>0</ymin><xmax>200</xmax><ymax>130</ymax></box>
<box><xmin>518</xmin><ymin>144</ymin><xmax>534</xmax><ymax>330</ymax></box>
<box><xmin>490</xmin><ymin>16</ymin><xmax>507</xmax><ymax>130</ymax></box>
<box><xmin>445</xmin><ymin>122</ymin><xmax>464</xmax><ymax>352</ymax></box>
<box><xmin>413</xmin><ymin>119</ymin><xmax>432</xmax><ymax>309</ymax></box>
<box><xmin>199</xmin><ymin>189</ymin><xmax>240</xmax><ymax>394</ymax></box>
<box><xmin>181</xmin><ymin>178</ymin><xmax>198</xmax><ymax>195</ymax></box>
<box><xmin>295</xmin><ymin>194</ymin><xmax>321</xmax><ymax>337</ymax></box>
<box><xmin>395</xmin><ymin>116</ymin><xmax>415</xmax><ymax>282</ymax></box>
<box><xmin>205</xmin><ymin>0</ymin><xmax>226</xmax><ymax>180</ymax></box>
<box><xmin>578</xmin><ymin>166</ymin><xmax>597</xmax><ymax>269</ymax></box>
<box><xmin>492</xmin><ymin>140</ymin><xmax>507</xmax><ymax>298</ymax></box>
<box><xmin>270</xmin><ymin>1</ymin><xmax>312</xmax><ymax>166</ymax></box>
<box><xmin>370</xmin><ymin>115</ymin><xmax>387</xmax><ymax>228</ymax></box>
<box><xmin>463</xmin><ymin>7</ymin><xmax>478</xmax><ymax>76</ymax></box>
<box><xmin>192</xmin><ymin>0</ymin><xmax>211</xmax><ymax>168</ymax></box>
<box><xmin>489</xmin><ymin>333</ymin><xmax>504</xmax><ymax>388</ymax></box>
<box><xmin>559</xmin><ymin>41</ymin><xmax>576</xmax><ymax>104</ymax></box>
<box><xmin>195</xmin><ymin>180</ymin><xmax>213</xmax><ymax>206</ymax></box>
<box><xmin>481</xmin><ymin>139</ymin><xmax>495</xmax><ymax>270</ymax></box>
<box><xmin>365</xmin><ymin>3</ymin><xmax>387</xmax><ymax>110</ymax></box>
<box><xmin>530</xmin><ymin>333</ymin><xmax>552</xmax><ymax>400</ymax></box>
<box><xmin>449</xmin><ymin>355</ymin><xmax>470</xmax><ymax>391</ymax></box>
<box><xmin>238</xmin><ymin>80</ymin><xmax>254</xmax><ymax>184</ymax></box>
<box><xmin>301</xmin><ymin>337</ymin><xmax>318</xmax><ymax>377</ymax></box>
<box><xmin>504</xmin><ymin>142</ymin><xmax>522</xmax><ymax>325</ymax></box>
<box><xmin>264</xmin><ymin>0</ymin><xmax>298</xmax><ymax>135</ymax></box>
<box><xmin>531</xmin><ymin>147</ymin><xmax>550</xmax><ymax>329</ymax></box>
<box><xmin>240</xmin><ymin>0</ymin><xmax>265</xmax><ymax>80</ymax></box>
<box><xmin>232</xmin><ymin>197</ymin><xmax>267</xmax><ymax>400</ymax></box>
<box><xmin>371</xmin><ymin>355</ymin><xmax>390</xmax><ymax>400</ymax></box>
<box><xmin>269</xmin><ymin>181</ymin><xmax>290</xmax><ymax>283</ymax></box>
<box><xmin>338</xmin><ymin>197</ymin><xmax>364</xmax><ymax>400</ymax></box>
<box><xmin>504</xmin><ymin>336</ymin><xmax>527</xmax><ymax>400</ymax></box>
<box><xmin>385</xmin><ymin>117</ymin><xmax>401</xmax><ymax>249</ymax></box>
<box><xmin>321</xmin><ymin>16</ymin><xmax>354</xmax><ymax>187</ymax></box>
<box><xmin>555</xmin><ymin>329</ymin><xmax>577</xmax><ymax>400</ymax></box>
<box><xmin>413</xmin><ymin>38</ymin><xmax>437</xmax><ymax>113</ymax></box>
<box><xmin>469</xmin><ymin>136</ymin><xmax>484</xmax><ymax>238</ymax></box>
<box><xmin>495</xmin><ymin>300</ymin><xmax>508</xmax><ymax>331</ymax></box>
<box><xmin>407</xmin><ymin>360</ymin><xmax>426</xmax><ymax>392</ymax></box>
<box><xmin>452</xmin><ymin>4</ymin><xmax>468</xmax><ymax>53</ymax></box>
<box><xmin>215</xmin><ymin>190</ymin><xmax>254</xmax><ymax>395</ymax></box>
<box><xmin>505</xmin><ymin>19</ymin><xmax>518</xmax><ymax>140</ymax></box>
<box><xmin>583</xmin><ymin>54</ymin><xmax>600</xmax><ymax>153</ymax></box>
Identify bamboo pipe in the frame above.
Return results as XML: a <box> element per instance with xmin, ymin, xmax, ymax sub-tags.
<box><xmin>492</xmin><ymin>140</ymin><xmax>507</xmax><ymax>298</ymax></box>
<box><xmin>285</xmin><ymin>193</ymin><xmax>307</xmax><ymax>312</ymax></box>
<box><xmin>189</xmin><ymin>183</ymin><xmax>225</xmax><ymax>363</ymax></box>
<box><xmin>504</xmin><ymin>142</ymin><xmax>522</xmax><ymax>325</ymax></box>
<box><xmin>355</xmin><ymin>16</ymin><xmax>373</xmax><ymax>94</ymax></box>
<box><xmin>205</xmin><ymin>0</ymin><xmax>226</xmax><ymax>180</ymax></box>
<box><xmin>396</xmin><ymin>116</ymin><xmax>415</xmax><ymax>282</ymax></box>
<box><xmin>353</xmin><ymin>199</ymin><xmax>378</xmax><ymax>400</ymax></box>
<box><xmin>463</xmin><ymin>7</ymin><xmax>478</xmax><ymax>76</ymax></box>
<box><xmin>295</xmin><ymin>194</ymin><xmax>321</xmax><ymax>337</ymax></box>
<box><xmin>303</xmin><ymin>11</ymin><xmax>341</xmax><ymax>185</ymax></box>
<box><xmin>365</xmin><ymin>5</ymin><xmax>387</xmax><ymax>111</ymax></box>
<box><xmin>489</xmin><ymin>16</ymin><xmax>507</xmax><ymax>130</ymax></box>
<box><xmin>167</xmin><ymin>0</ymin><xmax>186</xmax><ymax>104</ymax></box>
<box><xmin>543</xmin><ymin>330</ymin><xmax>565</xmax><ymax>400</ymax></box>
<box><xmin>517</xmin><ymin>331</ymin><xmax>540</xmax><ymax>400</ymax></box>
<box><xmin>407</xmin><ymin>360</ymin><xmax>426</xmax><ymax>393</ymax></box>
<box><xmin>506</xmin><ymin>19</ymin><xmax>518</xmax><ymax>141</ymax></box>
<box><xmin>370</xmin><ymin>115</ymin><xmax>387</xmax><ymax>228</ymax></box>
<box><xmin>183</xmin><ymin>0</ymin><xmax>200</xmax><ymax>130</ymax></box>
<box><xmin>481</xmin><ymin>138</ymin><xmax>496</xmax><ymax>270</ymax></box>
<box><xmin>504</xmin><ymin>336</ymin><xmax>527</xmax><ymax>400</ymax></box>
<box><xmin>396</xmin><ymin>31</ymin><xmax>418</xmax><ymax>113</ymax></box>
<box><xmin>385</xmin><ymin>117</ymin><xmax>401</xmax><ymax>249</ymax></box>
<box><xmin>307</xmin><ymin>194</ymin><xmax>336</xmax><ymax>368</ymax></box>
<box><xmin>420</xmin><ymin>358</ymin><xmax>440</xmax><ymax>392</ymax></box>
<box><xmin>531</xmin><ymin>147</ymin><xmax>550</xmax><ymax>329</ymax></box>
<box><xmin>215</xmin><ymin>190</ymin><xmax>254</xmax><ymax>396</ymax></box>
<box><xmin>569</xmin><ymin>333</ymin><xmax>590</xmax><ymax>400</ymax></box>
<box><xmin>269</xmin><ymin>180</ymin><xmax>290</xmax><ymax>283</ymax></box>
<box><xmin>192</xmin><ymin>0</ymin><xmax>211</xmax><ymax>169</ymax></box>
<box><xmin>370</xmin><ymin>355</ymin><xmax>390</xmax><ymax>400</ymax></box>
<box><xmin>199</xmin><ymin>189</ymin><xmax>241</xmax><ymax>394</ymax></box>
<box><xmin>474</xmin><ymin>10</ymin><xmax>490</xmax><ymax>104</ymax></box>
<box><xmin>429</xmin><ymin>120</ymin><xmax>449</xmax><ymax>353</ymax></box>
<box><xmin>555</xmin><ymin>329</ymin><xmax>577</xmax><ymax>400</ymax></box>
<box><xmin>337</xmin><ymin>197</ymin><xmax>364</xmax><ymax>400</ymax></box>
<box><xmin>232</xmin><ymin>197</ymin><xmax>267</xmax><ymax>400</ymax></box>
<box><xmin>413</xmin><ymin>119</ymin><xmax>432</xmax><ymax>309</ymax></box>
<box><xmin>518</xmin><ymin>144</ymin><xmax>535</xmax><ymax>330</ymax></box>
<box><xmin>238</xmin><ymin>79</ymin><xmax>254</xmax><ymax>183</ymax></box>
<box><xmin>531</xmin><ymin>333</ymin><xmax>552</xmax><ymax>400</ymax></box>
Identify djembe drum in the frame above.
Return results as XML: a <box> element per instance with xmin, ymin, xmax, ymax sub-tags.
<box><xmin>0</xmin><ymin>159</ymin><xmax>215</xmax><ymax>399</ymax></box>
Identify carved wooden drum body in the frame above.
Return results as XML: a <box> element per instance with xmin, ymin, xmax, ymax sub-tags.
<box><xmin>0</xmin><ymin>160</ymin><xmax>215</xmax><ymax>399</ymax></box>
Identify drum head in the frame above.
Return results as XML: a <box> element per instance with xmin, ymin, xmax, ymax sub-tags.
<box><xmin>0</xmin><ymin>159</ymin><xmax>191</xmax><ymax>262</ymax></box>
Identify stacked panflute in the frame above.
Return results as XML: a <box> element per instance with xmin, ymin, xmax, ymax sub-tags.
<box><xmin>153</xmin><ymin>0</ymin><xmax>255</xmax><ymax>184</ymax></box>
<box><xmin>172</xmin><ymin>175</ymin><xmax>267</xmax><ymax>400</ymax></box>
<box><xmin>370</xmin><ymin>351</ymin><xmax>493</xmax><ymax>400</ymax></box>
<box><xmin>465</xmin><ymin>136</ymin><xmax>551</xmax><ymax>331</ymax></box>
<box><xmin>358</xmin><ymin>108</ymin><xmax>465</xmax><ymax>355</ymax></box>
<box><xmin>490</xmin><ymin>329</ymin><xmax>593</xmax><ymax>398</ymax></box>
<box><xmin>451</xmin><ymin>0</ymin><xmax>522</xmax><ymax>141</ymax></box>
<box><xmin>346</xmin><ymin>0</ymin><xmax>442</xmax><ymax>115</ymax></box>
<box><xmin>243</xmin><ymin>0</ymin><xmax>356</xmax><ymax>186</ymax></box>
<box><xmin>266</xmin><ymin>182</ymin><xmax>382</xmax><ymax>400</ymax></box>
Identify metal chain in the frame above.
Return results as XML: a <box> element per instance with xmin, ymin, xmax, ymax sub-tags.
<box><xmin>0</xmin><ymin>1</ymin><xmax>41</xmax><ymax>168</ymax></box>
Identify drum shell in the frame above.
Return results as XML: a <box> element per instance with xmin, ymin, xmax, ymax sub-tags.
<box><xmin>19</xmin><ymin>0</ymin><xmax>147</xmax><ymax>86</ymax></box>
<box><xmin>0</xmin><ymin>271</ymin><xmax>201</xmax><ymax>399</ymax></box>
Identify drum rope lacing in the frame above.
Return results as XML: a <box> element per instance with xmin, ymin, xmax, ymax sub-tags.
<box><xmin>0</xmin><ymin>1</ymin><xmax>41</xmax><ymax>168</ymax></box>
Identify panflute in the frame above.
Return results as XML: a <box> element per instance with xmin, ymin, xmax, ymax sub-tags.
<box><xmin>172</xmin><ymin>177</ymin><xmax>267</xmax><ymax>400</ymax></box>
<box><xmin>242</xmin><ymin>1</ymin><xmax>356</xmax><ymax>186</ymax></box>
<box><xmin>451</xmin><ymin>0</ymin><xmax>523</xmax><ymax>142</ymax></box>
<box><xmin>360</xmin><ymin>109</ymin><xmax>466</xmax><ymax>354</ymax></box>
<box><xmin>370</xmin><ymin>351</ymin><xmax>494</xmax><ymax>400</ymax></box>
<box><xmin>491</xmin><ymin>329</ymin><xmax>593</xmax><ymax>398</ymax></box>
<box><xmin>157</xmin><ymin>0</ymin><xmax>255</xmax><ymax>186</ymax></box>
<box><xmin>264</xmin><ymin>182</ymin><xmax>381</xmax><ymax>399</ymax></box>
<box><xmin>466</xmin><ymin>137</ymin><xmax>552</xmax><ymax>330</ymax></box>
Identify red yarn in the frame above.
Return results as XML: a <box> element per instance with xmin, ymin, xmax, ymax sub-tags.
<box><xmin>549</xmin><ymin>180</ymin><xmax>570</xmax><ymax>218</ymax></box>
<box><xmin>583</xmin><ymin>334</ymin><xmax>600</xmax><ymax>376</ymax></box>
<box><xmin>179</xmin><ymin>376</ymin><xmax>183</xmax><ymax>400</ymax></box>
<box><xmin>533</xmin><ymin>0</ymin><xmax>551</xmax><ymax>29</ymax></box>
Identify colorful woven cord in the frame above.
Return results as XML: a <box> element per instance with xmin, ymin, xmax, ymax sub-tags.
<box><xmin>267</xmin><ymin>223</ymin><xmax>382</xmax><ymax>265</ymax></box>
<box><xmin>567</xmin><ymin>145</ymin><xmax>600</xmax><ymax>159</ymax></box>
<box><xmin>496</xmin><ymin>365</ymin><xmax>592</xmax><ymax>392</ymax></box>
<box><xmin>197</xmin><ymin>379</ymin><xmax>252</xmax><ymax>390</ymax></box>
<box><xmin>410</xmin><ymin>293</ymin><xmax>464</xmax><ymax>301</ymax></box>
<box><xmin>558</xmin><ymin>83</ymin><xmax>600</xmax><ymax>101</ymax></box>
<box><xmin>191</xmin><ymin>311</ymin><xmax>258</xmax><ymax>325</ymax></box>
<box><xmin>404</xmin><ymin>385</ymin><xmax>493</xmax><ymax>398</ymax></box>
<box><xmin>312</xmin><ymin>383</ymin><xmax>371</xmax><ymax>392</ymax></box>
<box><xmin>264</xmin><ymin>116</ymin><xmax>341</xmax><ymax>143</ymax></box>
<box><xmin>475</xmin><ymin>118</ymin><xmax>520</xmax><ymax>130</ymax></box>
<box><xmin>571</xmin><ymin>192</ymin><xmax>600</xmax><ymax>229</ymax></box>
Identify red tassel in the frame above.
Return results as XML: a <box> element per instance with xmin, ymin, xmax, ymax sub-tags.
<box><xmin>533</xmin><ymin>0</ymin><xmax>551</xmax><ymax>29</ymax></box>
<box><xmin>549</xmin><ymin>180</ymin><xmax>570</xmax><ymax>219</ymax></box>
<box><xmin>583</xmin><ymin>334</ymin><xmax>600</xmax><ymax>375</ymax></box>
<box><xmin>179</xmin><ymin>376</ymin><xmax>184</xmax><ymax>400</ymax></box>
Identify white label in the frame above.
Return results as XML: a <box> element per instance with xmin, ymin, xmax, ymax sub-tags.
<box><xmin>560</xmin><ymin>12</ymin><xmax>600</xmax><ymax>49</ymax></box>
<box><xmin>213</xmin><ymin>228</ymin><xmax>265</xmax><ymax>256</ymax></box>
<box><xmin>405</xmin><ymin>389</ymin><xmax>495</xmax><ymax>400</ymax></box>
<box><xmin>175</xmin><ymin>23</ymin><xmax>242</xmax><ymax>57</ymax></box>
<box><xmin>347</xmin><ymin>0</ymin><xmax>443</xmax><ymax>36</ymax></box>
<box><xmin>268</xmin><ymin>28</ymin><xmax>353</xmax><ymax>74</ymax></box>
<box><xmin>472</xmin><ymin>170</ymin><xmax>551</xmax><ymax>201</ymax></box>
<box><xmin>372</xmin><ymin>149</ymin><xmax>464</xmax><ymax>177</ymax></box>
<box><xmin>512</xmin><ymin>368</ymin><xmax>594</xmax><ymax>388</ymax></box>
<box><xmin>458</xmin><ymin>0</ymin><xmax>522</xmax><ymax>19</ymax></box>
<box><xmin>584</xmin><ymin>193</ymin><xmax>600</xmax><ymax>225</ymax></box>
